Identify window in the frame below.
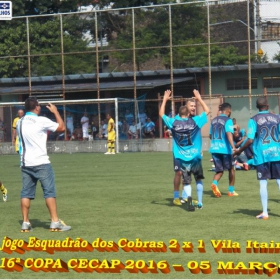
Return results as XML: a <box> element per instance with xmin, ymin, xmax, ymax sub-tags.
<box><xmin>227</xmin><ymin>78</ymin><xmax>257</xmax><ymax>90</ymax></box>
<box><xmin>263</xmin><ymin>77</ymin><xmax>280</xmax><ymax>88</ymax></box>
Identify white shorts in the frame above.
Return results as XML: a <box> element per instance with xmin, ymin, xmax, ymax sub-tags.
<box><xmin>82</xmin><ymin>128</ymin><xmax>89</xmax><ymax>138</ymax></box>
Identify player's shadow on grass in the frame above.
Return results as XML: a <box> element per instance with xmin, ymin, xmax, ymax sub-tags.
<box><xmin>232</xmin><ymin>208</ymin><xmax>280</xmax><ymax>218</ymax></box>
<box><xmin>18</xmin><ymin>219</ymin><xmax>50</xmax><ymax>230</ymax></box>
<box><xmin>151</xmin><ymin>198</ymin><xmax>190</xmax><ymax>212</ymax></box>
<box><xmin>269</xmin><ymin>198</ymin><xmax>280</xmax><ymax>204</ymax></box>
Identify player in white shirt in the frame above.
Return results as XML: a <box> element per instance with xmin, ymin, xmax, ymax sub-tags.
<box><xmin>17</xmin><ymin>97</ymin><xmax>71</xmax><ymax>232</ymax></box>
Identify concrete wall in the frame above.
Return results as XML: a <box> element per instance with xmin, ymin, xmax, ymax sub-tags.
<box><xmin>0</xmin><ymin>138</ymin><xmax>211</xmax><ymax>155</ymax></box>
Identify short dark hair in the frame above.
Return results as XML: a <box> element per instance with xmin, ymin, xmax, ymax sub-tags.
<box><xmin>220</xmin><ymin>103</ymin><xmax>231</xmax><ymax>111</ymax></box>
<box><xmin>25</xmin><ymin>97</ymin><xmax>39</xmax><ymax>112</ymax></box>
<box><xmin>256</xmin><ymin>97</ymin><xmax>268</xmax><ymax>110</ymax></box>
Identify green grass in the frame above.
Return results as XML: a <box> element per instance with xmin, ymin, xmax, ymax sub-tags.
<box><xmin>0</xmin><ymin>152</ymin><xmax>280</xmax><ymax>279</ymax></box>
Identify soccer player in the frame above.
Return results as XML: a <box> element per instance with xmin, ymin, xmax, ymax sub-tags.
<box><xmin>0</xmin><ymin>180</ymin><xmax>7</xmax><ymax>202</ymax></box>
<box><xmin>17</xmin><ymin>97</ymin><xmax>71</xmax><ymax>232</ymax></box>
<box><xmin>234</xmin><ymin>97</ymin><xmax>280</xmax><ymax>219</ymax></box>
<box><xmin>209</xmin><ymin>103</ymin><xmax>237</xmax><ymax>197</ymax></box>
<box><xmin>159</xmin><ymin>89</ymin><xmax>209</xmax><ymax>210</ymax></box>
<box><xmin>12</xmin><ymin>109</ymin><xmax>25</xmax><ymax>153</ymax></box>
<box><xmin>105</xmin><ymin>113</ymin><xmax>116</xmax><ymax>155</ymax></box>
<box><xmin>180</xmin><ymin>98</ymin><xmax>197</xmax><ymax>202</ymax></box>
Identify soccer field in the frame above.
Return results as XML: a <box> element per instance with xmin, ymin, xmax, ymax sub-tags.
<box><xmin>0</xmin><ymin>152</ymin><xmax>279</xmax><ymax>279</ymax></box>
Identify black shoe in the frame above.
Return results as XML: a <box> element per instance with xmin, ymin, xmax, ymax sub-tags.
<box><xmin>187</xmin><ymin>196</ymin><xmax>195</xmax><ymax>212</ymax></box>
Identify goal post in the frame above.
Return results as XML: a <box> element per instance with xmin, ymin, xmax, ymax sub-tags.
<box><xmin>0</xmin><ymin>98</ymin><xmax>121</xmax><ymax>153</ymax></box>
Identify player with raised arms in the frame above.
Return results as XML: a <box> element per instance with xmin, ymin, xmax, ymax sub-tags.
<box><xmin>159</xmin><ymin>89</ymin><xmax>209</xmax><ymax>210</ymax></box>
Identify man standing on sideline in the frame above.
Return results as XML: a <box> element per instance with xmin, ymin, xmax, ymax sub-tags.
<box><xmin>81</xmin><ymin>112</ymin><xmax>89</xmax><ymax>140</ymax></box>
<box><xmin>159</xmin><ymin>89</ymin><xmax>209</xmax><ymax>210</ymax></box>
<box><xmin>105</xmin><ymin>113</ymin><xmax>116</xmax><ymax>154</ymax></box>
<box><xmin>209</xmin><ymin>103</ymin><xmax>237</xmax><ymax>197</ymax></box>
<box><xmin>234</xmin><ymin>97</ymin><xmax>280</xmax><ymax>219</ymax></box>
<box><xmin>17</xmin><ymin>97</ymin><xmax>71</xmax><ymax>232</ymax></box>
<box><xmin>12</xmin><ymin>109</ymin><xmax>25</xmax><ymax>153</ymax></box>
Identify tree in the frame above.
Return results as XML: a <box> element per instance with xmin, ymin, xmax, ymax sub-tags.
<box><xmin>0</xmin><ymin>0</ymin><xmax>95</xmax><ymax>77</ymax></box>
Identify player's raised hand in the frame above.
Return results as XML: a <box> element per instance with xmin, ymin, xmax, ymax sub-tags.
<box><xmin>46</xmin><ymin>103</ymin><xmax>58</xmax><ymax>114</ymax></box>
<box><xmin>163</xmin><ymin>89</ymin><xmax>172</xmax><ymax>101</ymax></box>
<box><xmin>193</xmin><ymin>89</ymin><xmax>202</xmax><ymax>100</ymax></box>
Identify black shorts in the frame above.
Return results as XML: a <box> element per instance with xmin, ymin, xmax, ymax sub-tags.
<box><xmin>174</xmin><ymin>157</ymin><xmax>204</xmax><ymax>184</ymax></box>
<box><xmin>212</xmin><ymin>153</ymin><xmax>234</xmax><ymax>172</ymax></box>
<box><xmin>256</xmin><ymin>161</ymin><xmax>280</xmax><ymax>180</ymax></box>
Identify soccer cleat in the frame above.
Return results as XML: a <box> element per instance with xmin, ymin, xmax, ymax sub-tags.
<box><xmin>211</xmin><ymin>183</ymin><xmax>221</xmax><ymax>197</ymax></box>
<box><xmin>256</xmin><ymin>213</ymin><xmax>269</xmax><ymax>220</ymax></box>
<box><xmin>111</xmin><ymin>152</ymin><xmax>116</xmax><ymax>155</ymax></box>
<box><xmin>104</xmin><ymin>152</ymin><xmax>111</xmax><ymax>154</ymax></box>
<box><xmin>183</xmin><ymin>198</ymin><xmax>198</xmax><ymax>206</ymax></box>
<box><xmin>2</xmin><ymin>188</ymin><xmax>7</xmax><ymax>202</ymax></box>
<box><xmin>50</xmin><ymin>219</ymin><xmax>71</xmax><ymax>232</ymax></box>
<box><xmin>173</xmin><ymin>198</ymin><xmax>182</xmax><ymax>206</ymax></box>
<box><xmin>21</xmin><ymin>222</ymin><xmax>33</xmax><ymax>233</ymax></box>
<box><xmin>243</xmin><ymin>163</ymin><xmax>249</xmax><ymax>170</ymax></box>
<box><xmin>197</xmin><ymin>203</ymin><xmax>203</xmax><ymax>209</ymax></box>
<box><xmin>187</xmin><ymin>196</ymin><xmax>195</xmax><ymax>211</ymax></box>
<box><xmin>228</xmin><ymin>191</ymin><xmax>239</xmax><ymax>196</ymax></box>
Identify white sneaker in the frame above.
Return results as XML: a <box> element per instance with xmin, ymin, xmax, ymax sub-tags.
<box><xmin>111</xmin><ymin>152</ymin><xmax>115</xmax><ymax>155</ymax></box>
<box><xmin>104</xmin><ymin>152</ymin><xmax>111</xmax><ymax>154</ymax></box>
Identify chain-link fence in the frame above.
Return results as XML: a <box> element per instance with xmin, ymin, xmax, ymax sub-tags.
<box><xmin>0</xmin><ymin>0</ymin><xmax>279</xmax><ymax>151</ymax></box>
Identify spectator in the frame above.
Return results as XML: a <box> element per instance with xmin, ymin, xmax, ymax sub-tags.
<box><xmin>80</xmin><ymin>112</ymin><xmax>89</xmax><ymax>140</ymax></box>
<box><xmin>101</xmin><ymin>120</ymin><xmax>108</xmax><ymax>139</ymax></box>
<box><xmin>128</xmin><ymin>121</ymin><xmax>138</xmax><ymax>139</ymax></box>
<box><xmin>121</xmin><ymin>119</ymin><xmax>129</xmax><ymax>139</ymax></box>
<box><xmin>142</xmin><ymin>118</ymin><xmax>155</xmax><ymax>138</ymax></box>
<box><xmin>163</xmin><ymin>126</ymin><xmax>172</xmax><ymax>138</ymax></box>
<box><xmin>125</xmin><ymin>110</ymin><xmax>134</xmax><ymax>125</ymax></box>
<box><xmin>66</xmin><ymin>112</ymin><xmax>74</xmax><ymax>135</ymax></box>
<box><xmin>91</xmin><ymin>120</ymin><xmax>98</xmax><ymax>139</ymax></box>
<box><xmin>232</xmin><ymin>118</ymin><xmax>240</xmax><ymax>132</ymax></box>
<box><xmin>138</xmin><ymin>109</ymin><xmax>147</xmax><ymax>125</ymax></box>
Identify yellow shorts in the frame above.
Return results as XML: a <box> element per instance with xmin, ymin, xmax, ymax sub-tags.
<box><xmin>108</xmin><ymin>131</ymin><xmax>116</xmax><ymax>142</ymax></box>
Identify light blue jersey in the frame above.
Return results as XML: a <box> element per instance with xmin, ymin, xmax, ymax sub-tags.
<box><xmin>162</xmin><ymin>112</ymin><xmax>207</xmax><ymax>161</ymax></box>
<box><xmin>209</xmin><ymin>114</ymin><xmax>234</xmax><ymax>155</ymax></box>
<box><xmin>247</xmin><ymin>111</ymin><xmax>280</xmax><ymax>165</ymax></box>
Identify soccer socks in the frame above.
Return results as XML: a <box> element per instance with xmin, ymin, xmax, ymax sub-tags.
<box><xmin>174</xmin><ymin>191</ymin><xmax>180</xmax><ymax>199</ymax></box>
<box><xmin>111</xmin><ymin>142</ymin><xmax>115</xmax><ymax>153</ymax></box>
<box><xmin>196</xmin><ymin>181</ymin><xmax>203</xmax><ymax>205</ymax></box>
<box><xmin>181</xmin><ymin>189</ymin><xmax>187</xmax><ymax>199</ymax></box>
<box><xmin>228</xmin><ymin>186</ymin><xmax>235</xmax><ymax>193</ymax></box>
<box><xmin>277</xmin><ymin>179</ymin><xmax>280</xmax><ymax>191</ymax></box>
<box><xmin>107</xmin><ymin>142</ymin><xmax>112</xmax><ymax>153</ymax></box>
<box><xmin>212</xmin><ymin>180</ymin><xmax>218</xmax><ymax>186</ymax></box>
<box><xmin>183</xmin><ymin>185</ymin><xmax>192</xmax><ymax>197</ymax></box>
<box><xmin>107</xmin><ymin>142</ymin><xmax>115</xmax><ymax>153</ymax></box>
<box><xmin>259</xmin><ymin>180</ymin><xmax>268</xmax><ymax>216</ymax></box>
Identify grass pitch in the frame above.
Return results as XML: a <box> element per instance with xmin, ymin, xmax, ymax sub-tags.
<box><xmin>0</xmin><ymin>152</ymin><xmax>280</xmax><ymax>279</ymax></box>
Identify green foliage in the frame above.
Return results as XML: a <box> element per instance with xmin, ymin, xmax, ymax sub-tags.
<box><xmin>0</xmin><ymin>1</ymin><xmax>95</xmax><ymax>77</ymax></box>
